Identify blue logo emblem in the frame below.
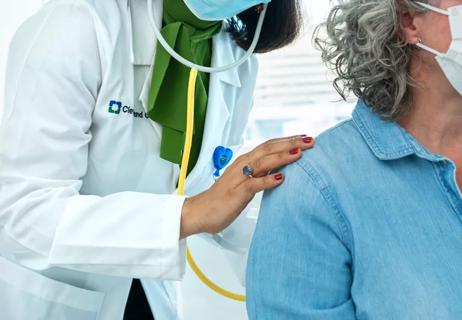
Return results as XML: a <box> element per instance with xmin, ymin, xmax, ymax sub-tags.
<box><xmin>213</xmin><ymin>146</ymin><xmax>233</xmax><ymax>178</ymax></box>
<box><xmin>108</xmin><ymin>100</ymin><xmax>122</xmax><ymax>114</ymax></box>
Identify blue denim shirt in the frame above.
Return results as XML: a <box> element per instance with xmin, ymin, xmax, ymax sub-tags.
<box><xmin>246</xmin><ymin>100</ymin><xmax>462</xmax><ymax>320</ymax></box>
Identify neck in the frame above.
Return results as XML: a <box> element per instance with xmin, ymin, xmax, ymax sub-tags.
<box><xmin>399</xmin><ymin>62</ymin><xmax>462</xmax><ymax>156</ymax></box>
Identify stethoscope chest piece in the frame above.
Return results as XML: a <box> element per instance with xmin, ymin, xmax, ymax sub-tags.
<box><xmin>213</xmin><ymin>146</ymin><xmax>233</xmax><ymax>179</ymax></box>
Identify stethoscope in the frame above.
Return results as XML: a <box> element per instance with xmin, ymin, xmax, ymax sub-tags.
<box><xmin>144</xmin><ymin>0</ymin><xmax>269</xmax><ymax>302</ymax></box>
<box><xmin>146</xmin><ymin>0</ymin><xmax>268</xmax><ymax>73</ymax></box>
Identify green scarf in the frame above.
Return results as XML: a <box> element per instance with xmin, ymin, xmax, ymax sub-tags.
<box><xmin>147</xmin><ymin>0</ymin><xmax>222</xmax><ymax>174</ymax></box>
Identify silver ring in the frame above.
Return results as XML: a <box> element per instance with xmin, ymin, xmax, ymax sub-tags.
<box><xmin>243</xmin><ymin>164</ymin><xmax>254</xmax><ymax>178</ymax></box>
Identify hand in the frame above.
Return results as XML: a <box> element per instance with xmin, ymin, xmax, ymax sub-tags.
<box><xmin>180</xmin><ymin>135</ymin><xmax>315</xmax><ymax>239</ymax></box>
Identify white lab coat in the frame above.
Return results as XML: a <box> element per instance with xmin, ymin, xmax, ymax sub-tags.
<box><xmin>0</xmin><ymin>0</ymin><xmax>258</xmax><ymax>319</ymax></box>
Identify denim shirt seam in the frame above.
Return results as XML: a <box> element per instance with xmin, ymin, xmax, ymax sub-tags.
<box><xmin>432</xmin><ymin>161</ymin><xmax>462</xmax><ymax>218</ymax></box>
<box><xmin>295</xmin><ymin>160</ymin><xmax>356</xmax><ymax>260</ymax></box>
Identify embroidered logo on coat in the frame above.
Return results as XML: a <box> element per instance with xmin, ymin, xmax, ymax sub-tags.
<box><xmin>108</xmin><ymin>100</ymin><xmax>149</xmax><ymax>119</ymax></box>
<box><xmin>108</xmin><ymin>100</ymin><xmax>122</xmax><ymax>114</ymax></box>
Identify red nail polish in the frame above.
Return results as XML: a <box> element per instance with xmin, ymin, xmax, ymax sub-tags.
<box><xmin>275</xmin><ymin>174</ymin><xmax>283</xmax><ymax>181</ymax></box>
<box><xmin>303</xmin><ymin>137</ymin><xmax>313</xmax><ymax>144</ymax></box>
<box><xmin>290</xmin><ymin>148</ymin><xmax>299</xmax><ymax>155</ymax></box>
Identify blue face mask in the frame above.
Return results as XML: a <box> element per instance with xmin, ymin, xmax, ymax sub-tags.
<box><xmin>183</xmin><ymin>0</ymin><xmax>272</xmax><ymax>21</ymax></box>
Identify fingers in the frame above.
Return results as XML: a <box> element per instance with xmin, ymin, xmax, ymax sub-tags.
<box><xmin>256</xmin><ymin>134</ymin><xmax>309</xmax><ymax>146</ymax></box>
<box><xmin>239</xmin><ymin>173</ymin><xmax>285</xmax><ymax>196</ymax></box>
<box><xmin>249</xmin><ymin>147</ymin><xmax>302</xmax><ymax>177</ymax></box>
<box><xmin>228</xmin><ymin>135</ymin><xmax>314</xmax><ymax>180</ymax></box>
<box><xmin>218</xmin><ymin>135</ymin><xmax>315</xmax><ymax>190</ymax></box>
<box><xmin>251</xmin><ymin>135</ymin><xmax>314</xmax><ymax>160</ymax></box>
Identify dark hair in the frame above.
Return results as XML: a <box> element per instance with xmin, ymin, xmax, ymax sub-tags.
<box><xmin>227</xmin><ymin>1</ymin><xmax>303</xmax><ymax>53</ymax></box>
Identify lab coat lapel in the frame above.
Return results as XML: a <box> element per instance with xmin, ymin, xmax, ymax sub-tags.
<box><xmin>129</xmin><ymin>0</ymin><xmax>164</xmax><ymax>138</ymax></box>
<box><xmin>129</xmin><ymin>0</ymin><xmax>161</xmax><ymax>66</ymax></box>
<box><xmin>184</xmin><ymin>32</ymin><xmax>242</xmax><ymax>193</ymax></box>
<box><xmin>136</xmin><ymin>0</ymin><xmax>163</xmax><ymax>113</ymax></box>
<box><xmin>133</xmin><ymin>1</ymin><xmax>242</xmax><ymax>193</ymax></box>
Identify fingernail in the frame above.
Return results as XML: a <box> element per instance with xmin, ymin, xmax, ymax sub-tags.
<box><xmin>275</xmin><ymin>173</ymin><xmax>284</xmax><ymax>181</ymax></box>
<box><xmin>303</xmin><ymin>137</ymin><xmax>313</xmax><ymax>144</ymax></box>
<box><xmin>289</xmin><ymin>148</ymin><xmax>299</xmax><ymax>155</ymax></box>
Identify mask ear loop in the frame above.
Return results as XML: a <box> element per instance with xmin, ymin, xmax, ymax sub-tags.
<box><xmin>415</xmin><ymin>1</ymin><xmax>450</xmax><ymax>16</ymax></box>
<box><xmin>413</xmin><ymin>2</ymin><xmax>451</xmax><ymax>57</ymax></box>
<box><xmin>416</xmin><ymin>38</ymin><xmax>444</xmax><ymax>57</ymax></box>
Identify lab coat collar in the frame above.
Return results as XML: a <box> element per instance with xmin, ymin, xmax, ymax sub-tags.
<box><xmin>210</xmin><ymin>30</ymin><xmax>243</xmax><ymax>88</ymax></box>
<box><xmin>129</xmin><ymin>0</ymin><xmax>242</xmax><ymax>95</ymax></box>
<box><xmin>128</xmin><ymin>0</ymin><xmax>160</xmax><ymax>66</ymax></box>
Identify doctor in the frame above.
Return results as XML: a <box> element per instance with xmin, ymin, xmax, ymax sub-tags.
<box><xmin>0</xmin><ymin>0</ymin><xmax>311</xmax><ymax>319</ymax></box>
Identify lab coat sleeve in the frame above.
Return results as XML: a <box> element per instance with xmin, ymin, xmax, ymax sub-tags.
<box><xmin>0</xmin><ymin>3</ymin><xmax>186</xmax><ymax>279</ymax></box>
<box><xmin>246</xmin><ymin>161</ymin><xmax>356</xmax><ymax>319</ymax></box>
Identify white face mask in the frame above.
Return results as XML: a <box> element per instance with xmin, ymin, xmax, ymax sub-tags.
<box><xmin>415</xmin><ymin>2</ymin><xmax>462</xmax><ymax>95</ymax></box>
<box><xmin>146</xmin><ymin>0</ymin><xmax>269</xmax><ymax>74</ymax></box>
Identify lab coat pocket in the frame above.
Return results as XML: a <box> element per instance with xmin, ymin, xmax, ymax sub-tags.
<box><xmin>0</xmin><ymin>257</ymin><xmax>105</xmax><ymax>320</ymax></box>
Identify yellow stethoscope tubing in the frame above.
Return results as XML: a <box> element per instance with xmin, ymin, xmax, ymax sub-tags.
<box><xmin>177</xmin><ymin>68</ymin><xmax>246</xmax><ymax>302</ymax></box>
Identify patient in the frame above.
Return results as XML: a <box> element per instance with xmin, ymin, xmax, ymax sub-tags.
<box><xmin>246</xmin><ymin>0</ymin><xmax>462</xmax><ymax>318</ymax></box>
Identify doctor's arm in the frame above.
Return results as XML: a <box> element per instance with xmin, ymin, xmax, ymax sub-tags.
<box><xmin>246</xmin><ymin>161</ymin><xmax>356</xmax><ymax>319</ymax></box>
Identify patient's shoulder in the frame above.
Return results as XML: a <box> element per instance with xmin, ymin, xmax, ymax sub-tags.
<box><xmin>306</xmin><ymin>118</ymin><xmax>366</xmax><ymax>161</ymax></box>
<box><xmin>267</xmin><ymin>119</ymin><xmax>360</xmax><ymax>249</ymax></box>
<box><xmin>295</xmin><ymin>119</ymin><xmax>370</xmax><ymax>184</ymax></box>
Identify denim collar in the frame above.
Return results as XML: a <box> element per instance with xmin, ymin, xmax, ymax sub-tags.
<box><xmin>352</xmin><ymin>100</ymin><xmax>443</xmax><ymax>162</ymax></box>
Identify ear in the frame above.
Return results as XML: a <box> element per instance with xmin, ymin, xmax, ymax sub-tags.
<box><xmin>400</xmin><ymin>8</ymin><xmax>420</xmax><ymax>44</ymax></box>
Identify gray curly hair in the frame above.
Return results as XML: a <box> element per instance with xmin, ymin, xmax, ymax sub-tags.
<box><xmin>314</xmin><ymin>0</ymin><xmax>437</xmax><ymax>119</ymax></box>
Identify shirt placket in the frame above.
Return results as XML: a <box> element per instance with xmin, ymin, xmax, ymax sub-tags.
<box><xmin>434</xmin><ymin>158</ymin><xmax>462</xmax><ymax>220</ymax></box>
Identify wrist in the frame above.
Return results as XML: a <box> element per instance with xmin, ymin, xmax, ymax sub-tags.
<box><xmin>180</xmin><ymin>196</ymin><xmax>202</xmax><ymax>239</ymax></box>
